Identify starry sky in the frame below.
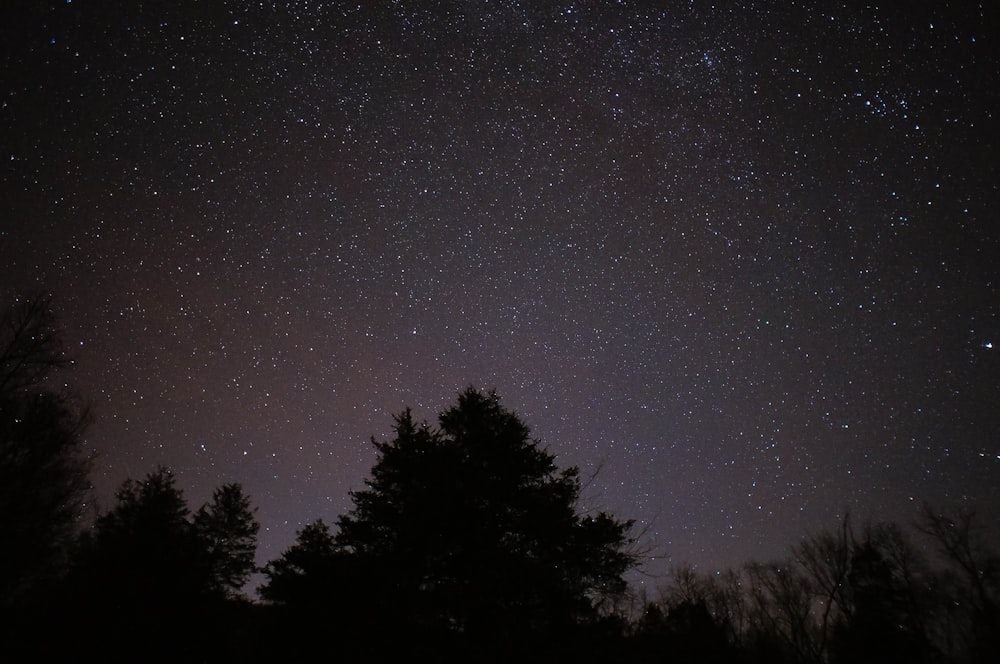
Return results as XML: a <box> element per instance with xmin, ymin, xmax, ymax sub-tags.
<box><xmin>2</xmin><ymin>1</ymin><xmax>998</xmax><ymax>585</ymax></box>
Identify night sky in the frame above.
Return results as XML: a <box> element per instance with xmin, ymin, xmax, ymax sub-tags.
<box><xmin>2</xmin><ymin>1</ymin><xmax>998</xmax><ymax>586</ymax></box>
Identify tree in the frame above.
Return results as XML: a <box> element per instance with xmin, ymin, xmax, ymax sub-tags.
<box><xmin>651</xmin><ymin>565</ymin><xmax>749</xmax><ymax>650</ymax></box>
<box><xmin>0</xmin><ymin>295</ymin><xmax>71</xmax><ymax>396</ymax></box>
<box><xmin>258</xmin><ymin>519</ymin><xmax>339</xmax><ymax>608</ymax></box>
<box><xmin>76</xmin><ymin>468</ymin><xmax>260</xmax><ymax>603</ymax></box>
<box><xmin>194</xmin><ymin>483</ymin><xmax>260</xmax><ymax>597</ymax></box>
<box><xmin>744</xmin><ymin>559</ymin><xmax>817</xmax><ymax>664</ymax></box>
<box><xmin>917</xmin><ymin>504</ymin><xmax>1000</xmax><ymax>663</ymax></box>
<box><xmin>330</xmin><ymin>388</ymin><xmax>637</xmax><ymax>648</ymax></box>
<box><xmin>832</xmin><ymin>523</ymin><xmax>936</xmax><ymax>664</ymax></box>
<box><xmin>75</xmin><ymin>467</ymin><xmax>209</xmax><ymax>604</ymax></box>
<box><xmin>0</xmin><ymin>295</ymin><xmax>91</xmax><ymax>604</ymax></box>
<box><xmin>794</xmin><ymin>514</ymin><xmax>855</xmax><ymax>656</ymax></box>
<box><xmin>58</xmin><ymin>468</ymin><xmax>261</xmax><ymax>662</ymax></box>
<box><xmin>634</xmin><ymin>566</ymin><xmax>745</xmax><ymax>663</ymax></box>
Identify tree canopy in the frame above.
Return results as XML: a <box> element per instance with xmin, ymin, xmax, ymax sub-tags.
<box><xmin>195</xmin><ymin>483</ymin><xmax>261</xmax><ymax>597</ymax></box>
<box><xmin>73</xmin><ymin>467</ymin><xmax>260</xmax><ymax>605</ymax></box>
<box><xmin>262</xmin><ymin>387</ymin><xmax>637</xmax><ymax>652</ymax></box>
<box><xmin>3</xmin><ymin>295</ymin><xmax>997</xmax><ymax>662</ymax></box>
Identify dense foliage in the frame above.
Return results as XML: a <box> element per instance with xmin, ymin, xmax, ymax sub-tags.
<box><xmin>260</xmin><ymin>389</ymin><xmax>637</xmax><ymax>658</ymax></box>
<box><xmin>0</xmin><ymin>298</ymin><xmax>996</xmax><ymax>662</ymax></box>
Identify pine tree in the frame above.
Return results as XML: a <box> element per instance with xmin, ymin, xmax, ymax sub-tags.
<box><xmin>194</xmin><ymin>483</ymin><xmax>260</xmax><ymax>597</ymax></box>
<box><xmin>333</xmin><ymin>388</ymin><xmax>637</xmax><ymax>640</ymax></box>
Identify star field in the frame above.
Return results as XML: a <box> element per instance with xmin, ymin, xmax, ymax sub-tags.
<box><xmin>2</xmin><ymin>1</ymin><xmax>998</xmax><ymax>583</ymax></box>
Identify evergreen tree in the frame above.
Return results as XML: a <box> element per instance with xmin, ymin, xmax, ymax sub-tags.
<box><xmin>259</xmin><ymin>519</ymin><xmax>338</xmax><ymax>608</ymax></box>
<box><xmin>76</xmin><ymin>467</ymin><xmax>208</xmax><ymax>603</ymax></box>
<box><xmin>60</xmin><ymin>468</ymin><xmax>261</xmax><ymax>662</ymax></box>
<box><xmin>332</xmin><ymin>388</ymin><xmax>637</xmax><ymax>644</ymax></box>
<box><xmin>194</xmin><ymin>483</ymin><xmax>260</xmax><ymax>597</ymax></box>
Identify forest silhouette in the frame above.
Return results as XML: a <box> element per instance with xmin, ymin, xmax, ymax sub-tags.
<box><xmin>1</xmin><ymin>296</ymin><xmax>997</xmax><ymax>663</ymax></box>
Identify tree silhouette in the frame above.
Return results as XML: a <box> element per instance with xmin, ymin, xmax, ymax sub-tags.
<box><xmin>743</xmin><ymin>558</ymin><xmax>817</xmax><ymax>663</ymax></box>
<box><xmin>917</xmin><ymin>505</ymin><xmax>1000</xmax><ymax>663</ymax></box>
<box><xmin>75</xmin><ymin>468</ymin><xmax>260</xmax><ymax>603</ymax></box>
<box><xmin>648</xmin><ymin>565</ymin><xmax>749</xmax><ymax>652</ymax></box>
<box><xmin>56</xmin><ymin>468</ymin><xmax>262</xmax><ymax>661</ymax></box>
<box><xmin>260</xmin><ymin>518</ymin><xmax>419</xmax><ymax>660</ymax></box>
<box><xmin>259</xmin><ymin>519</ymin><xmax>340</xmax><ymax>609</ymax></box>
<box><xmin>328</xmin><ymin>388</ymin><xmax>637</xmax><ymax>653</ymax></box>
<box><xmin>75</xmin><ymin>467</ymin><xmax>209</xmax><ymax>604</ymax></box>
<box><xmin>794</xmin><ymin>514</ymin><xmax>855</xmax><ymax>656</ymax></box>
<box><xmin>0</xmin><ymin>295</ymin><xmax>91</xmax><ymax>605</ymax></box>
<box><xmin>194</xmin><ymin>483</ymin><xmax>260</xmax><ymax>598</ymax></box>
<box><xmin>0</xmin><ymin>295</ymin><xmax>71</xmax><ymax>396</ymax></box>
<box><xmin>635</xmin><ymin>566</ymin><xmax>745</xmax><ymax>664</ymax></box>
<box><xmin>831</xmin><ymin>537</ymin><xmax>926</xmax><ymax>663</ymax></box>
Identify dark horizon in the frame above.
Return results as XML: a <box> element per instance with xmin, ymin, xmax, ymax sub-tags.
<box><xmin>3</xmin><ymin>355</ymin><xmax>997</xmax><ymax>662</ymax></box>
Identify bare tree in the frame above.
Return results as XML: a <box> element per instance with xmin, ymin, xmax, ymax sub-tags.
<box><xmin>917</xmin><ymin>504</ymin><xmax>1000</xmax><ymax>662</ymax></box>
<box><xmin>793</xmin><ymin>514</ymin><xmax>854</xmax><ymax>656</ymax></box>
<box><xmin>0</xmin><ymin>295</ymin><xmax>72</xmax><ymax>397</ymax></box>
<box><xmin>745</xmin><ymin>559</ymin><xmax>819</xmax><ymax>664</ymax></box>
<box><xmin>0</xmin><ymin>295</ymin><xmax>91</xmax><ymax>604</ymax></box>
